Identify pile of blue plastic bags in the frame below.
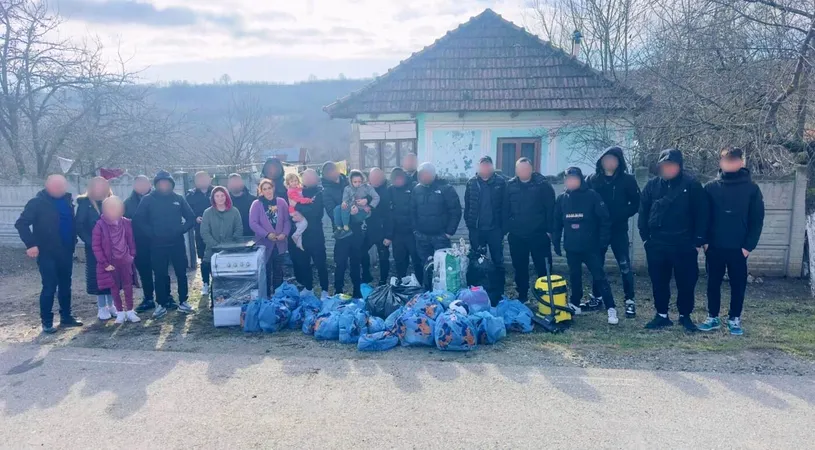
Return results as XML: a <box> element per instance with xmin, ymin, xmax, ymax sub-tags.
<box><xmin>241</xmin><ymin>282</ymin><xmax>535</xmax><ymax>352</ymax></box>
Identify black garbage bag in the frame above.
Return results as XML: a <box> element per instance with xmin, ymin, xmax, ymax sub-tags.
<box><xmin>366</xmin><ymin>283</ymin><xmax>424</xmax><ymax>319</ymax></box>
<box><xmin>466</xmin><ymin>248</ymin><xmax>505</xmax><ymax>306</ymax></box>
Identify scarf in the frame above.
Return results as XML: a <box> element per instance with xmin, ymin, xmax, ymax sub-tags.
<box><xmin>103</xmin><ymin>217</ymin><xmax>129</xmax><ymax>261</ymax></box>
<box><xmin>260</xmin><ymin>196</ymin><xmax>278</xmax><ymax>228</ymax></box>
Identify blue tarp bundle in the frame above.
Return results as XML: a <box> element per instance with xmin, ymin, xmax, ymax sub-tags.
<box><xmin>495</xmin><ymin>298</ymin><xmax>534</xmax><ymax>333</ymax></box>
<box><xmin>472</xmin><ymin>311</ymin><xmax>507</xmax><ymax>344</ymax></box>
<box><xmin>314</xmin><ymin>311</ymin><xmax>341</xmax><ymax>341</ymax></box>
<box><xmin>258</xmin><ymin>299</ymin><xmax>291</xmax><ymax>333</ymax></box>
<box><xmin>339</xmin><ymin>308</ymin><xmax>369</xmax><ymax>344</ymax></box>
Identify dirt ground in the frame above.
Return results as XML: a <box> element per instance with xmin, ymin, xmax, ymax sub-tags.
<box><xmin>1</xmin><ymin>245</ymin><xmax>814</xmax><ymax>376</ymax></box>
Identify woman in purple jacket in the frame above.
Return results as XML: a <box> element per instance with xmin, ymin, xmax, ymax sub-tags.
<box><xmin>250</xmin><ymin>178</ymin><xmax>291</xmax><ymax>295</ymax></box>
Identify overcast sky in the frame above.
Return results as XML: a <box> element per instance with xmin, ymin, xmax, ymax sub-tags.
<box><xmin>52</xmin><ymin>0</ymin><xmax>530</xmax><ymax>84</ymax></box>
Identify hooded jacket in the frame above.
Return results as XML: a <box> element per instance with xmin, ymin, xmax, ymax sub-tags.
<box><xmin>186</xmin><ymin>185</ymin><xmax>214</xmax><ymax>219</ymax></box>
<box><xmin>76</xmin><ymin>195</ymin><xmax>110</xmax><ymax>294</ymax></box>
<box><xmin>321</xmin><ymin>173</ymin><xmax>349</xmax><ymax>227</ymax></box>
<box><xmin>295</xmin><ymin>184</ymin><xmax>326</xmax><ymax>240</ymax></box>
<box><xmin>366</xmin><ymin>180</ymin><xmax>392</xmax><ymax>241</ymax></box>
<box><xmin>464</xmin><ymin>172</ymin><xmax>506</xmax><ymax>231</ymax></box>
<box><xmin>229</xmin><ymin>186</ymin><xmax>257</xmax><ymax>237</ymax></box>
<box><xmin>15</xmin><ymin>190</ymin><xmax>77</xmax><ymax>256</ymax></box>
<box><xmin>261</xmin><ymin>157</ymin><xmax>288</xmax><ymax>202</ymax></box>
<box><xmin>124</xmin><ymin>189</ymin><xmax>152</xmax><ymax>245</ymax></box>
<box><xmin>133</xmin><ymin>170</ymin><xmax>196</xmax><ymax>247</ymax></box>
<box><xmin>586</xmin><ymin>146</ymin><xmax>640</xmax><ymax>231</ymax></box>
<box><xmin>200</xmin><ymin>187</ymin><xmax>243</xmax><ymax>260</ymax></box>
<box><xmin>387</xmin><ymin>168</ymin><xmax>416</xmax><ymax>237</ymax></box>
<box><xmin>638</xmin><ymin>149</ymin><xmax>709</xmax><ymax>249</ymax></box>
<box><xmin>552</xmin><ymin>176</ymin><xmax>611</xmax><ymax>253</ymax></box>
<box><xmin>503</xmin><ymin>172</ymin><xmax>556</xmax><ymax>238</ymax></box>
<box><xmin>704</xmin><ymin>168</ymin><xmax>765</xmax><ymax>251</ymax></box>
<box><xmin>411</xmin><ymin>177</ymin><xmax>462</xmax><ymax>236</ymax></box>
<box><xmin>91</xmin><ymin>218</ymin><xmax>137</xmax><ymax>291</ymax></box>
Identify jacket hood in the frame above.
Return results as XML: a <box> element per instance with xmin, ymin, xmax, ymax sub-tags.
<box><xmin>261</xmin><ymin>157</ymin><xmax>285</xmax><ymax>181</ymax></box>
<box><xmin>595</xmin><ymin>146</ymin><xmax>628</xmax><ymax>176</ymax></box>
<box><xmin>153</xmin><ymin>170</ymin><xmax>175</xmax><ymax>189</ymax></box>
<box><xmin>717</xmin><ymin>167</ymin><xmax>751</xmax><ymax>184</ymax></box>
<box><xmin>658</xmin><ymin>148</ymin><xmax>683</xmax><ymax>169</ymax></box>
<box><xmin>210</xmin><ymin>186</ymin><xmax>233</xmax><ymax>210</ymax></box>
<box><xmin>390</xmin><ymin>167</ymin><xmax>407</xmax><ymax>180</ymax></box>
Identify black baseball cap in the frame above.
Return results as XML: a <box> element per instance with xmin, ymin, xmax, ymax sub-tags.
<box><xmin>720</xmin><ymin>148</ymin><xmax>744</xmax><ymax>160</ymax></box>
<box><xmin>479</xmin><ymin>156</ymin><xmax>493</xmax><ymax>164</ymax></box>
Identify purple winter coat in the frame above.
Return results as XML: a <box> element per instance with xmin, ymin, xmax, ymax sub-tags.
<box><xmin>249</xmin><ymin>197</ymin><xmax>291</xmax><ymax>259</ymax></box>
<box><xmin>91</xmin><ymin>218</ymin><xmax>139</xmax><ymax>290</ymax></box>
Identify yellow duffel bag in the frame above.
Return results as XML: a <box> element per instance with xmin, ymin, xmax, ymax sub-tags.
<box><xmin>534</xmin><ymin>275</ymin><xmax>572</xmax><ymax>324</ymax></box>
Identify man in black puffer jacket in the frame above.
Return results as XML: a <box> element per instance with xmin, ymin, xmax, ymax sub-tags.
<box><xmin>388</xmin><ymin>168</ymin><xmax>424</xmax><ymax>282</ymax></box>
<box><xmin>638</xmin><ymin>149</ymin><xmax>708</xmax><ymax>332</ymax></box>
<box><xmin>586</xmin><ymin>146</ymin><xmax>640</xmax><ymax>317</ymax></box>
<box><xmin>124</xmin><ymin>175</ymin><xmax>167</xmax><ymax>312</ymax></box>
<box><xmin>290</xmin><ymin>169</ymin><xmax>330</xmax><ymax>295</ymax></box>
<box><xmin>186</xmin><ymin>171</ymin><xmax>214</xmax><ymax>293</ymax></box>
<box><xmin>503</xmin><ymin>158</ymin><xmax>556</xmax><ymax>301</ymax></box>
<box><xmin>552</xmin><ymin>167</ymin><xmax>617</xmax><ymax>324</ymax></box>
<box><xmin>322</xmin><ymin>161</ymin><xmax>363</xmax><ymax>297</ymax></box>
<box><xmin>411</xmin><ymin>162</ymin><xmax>462</xmax><ymax>264</ymax></box>
<box><xmin>699</xmin><ymin>148</ymin><xmax>765</xmax><ymax>336</ymax></box>
<box><xmin>464</xmin><ymin>156</ymin><xmax>506</xmax><ymax>268</ymax></box>
<box><xmin>360</xmin><ymin>168</ymin><xmax>392</xmax><ymax>285</ymax></box>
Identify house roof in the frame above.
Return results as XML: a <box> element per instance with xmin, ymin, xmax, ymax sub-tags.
<box><xmin>324</xmin><ymin>9</ymin><xmax>642</xmax><ymax>118</ymax></box>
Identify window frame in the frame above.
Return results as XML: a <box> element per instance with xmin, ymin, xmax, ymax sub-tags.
<box><xmin>359</xmin><ymin>139</ymin><xmax>417</xmax><ymax>171</ymax></box>
<box><xmin>496</xmin><ymin>137</ymin><xmax>542</xmax><ymax>175</ymax></box>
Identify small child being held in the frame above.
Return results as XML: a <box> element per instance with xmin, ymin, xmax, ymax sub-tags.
<box><xmin>333</xmin><ymin>169</ymin><xmax>380</xmax><ymax>239</ymax></box>
<box><xmin>286</xmin><ymin>172</ymin><xmax>312</xmax><ymax>250</ymax></box>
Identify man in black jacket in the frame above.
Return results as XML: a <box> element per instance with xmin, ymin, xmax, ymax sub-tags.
<box><xmin>388</xmin><ymin>167</ymin><xmax>424</xmax><ymax>282</ymax></box>
<box><xmin>503</xmin><ymin>158</ymin><xmax>556</xmax><ymax>301</ymax></box>
<box><xmin>290</xmin><ymin>169</ymin><xmax>330</xmax><ymax>296</ymax></box>
<box><xmin>638</xmin><ymin>149</ymin><xmax>709</xmax><ymax>331</ymax></box>
<box><xmin>15</xmin><ymin>174</ymin><xmax>83</xmax><ymax>333</ymax></box>
<box><xmin>411</xmin><ymin>162</ymin><xmax>463</xmax><ymax>264</ymax></box>
<box><xmin>261</xmin><ymin>157</ymin><xmax>288</xmax><ymax>202</ymax></box>
<box><xmin>586</xmin><ymin>146</ymin><xmax>640</xmax><ymax>317</ymax></box>
<box><xmin>134</xmin><ymin>170</ymin><xmax>197</xmax><ymax>319</ymax></box>
<box><xmin>698</xmin><ymin>148</ymin><xmax>765</xmax><ymax>336</ymax></box>
<box><xmin>553</xmin><ymin>167</ymin><xmax>617</xmax><ymax>324</ymax></box>
<box><xmin>227</xmin><ymin>173</ymin><xmax>256</xmax><ymax>237</ymax></box>
<box><xmin>322</xmin><ymin>161</ymin><xmax>363</xmax><ymax>297</ymax></box>
<box><xmin>361</xmin><ymin>168</ymin><xmax>392</xmax><ymax>285</ymax></box>
<box><xmin>124</xmin><ymin>175</ymin><xmax>167</xmax><ymax>312</ymax></box>
<box><xmin>402</xmin><ymin>153</ymin><xmax>419</xmax><ymax>184</ymax></box>
<box><xmin>464</xmin><ymin>156</ymin><xmax>506</xmax><ymax>271</ymax></box>
<box><xmin>186</xmin><ymin>171</ymin><xmax>214</xmax><ymax>295</ymax></box>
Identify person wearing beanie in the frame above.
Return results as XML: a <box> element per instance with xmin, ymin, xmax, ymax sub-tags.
<box><xmin>698</xmin><ymin>148</ymin><xmax>765</xmax><ymax>336</ymax></box>
<box><xmin>387</xmin><ymin>167</ymin><xmax>423</xmax><ymax>282</ymax></box>
<box><xmin>586</xmin><ymin>146</ymin><xmax>640</xmax><ymax>318</ymax></box>
<box><xmin>552</xmin><ymin>167</ymin><xmax>618</xmax><ymax>324</ymax></box>
<box><xmin>638</xmin><ymin>149</ymin><xmax>709</xmax><ymax>332</ymax></box>
<box><xmin>411</xmin><ymin>161</ymin><xmax>462</xmax><ymax>264</ymax></box>
<box><xmin>464</xmin><ymin>156</ymin><xmax>506</xmax><ymax>292</ymax></box>
<box><xmin>186</xmin><ymin>171</ymin><xmax>214</xmax><ymax>295</ymax></box>
<box><xmin>133</xmin><ymin>170</ymin><xmax>196</xmax><ymax>319</ymax></box>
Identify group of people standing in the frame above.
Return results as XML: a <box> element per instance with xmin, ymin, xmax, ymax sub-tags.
<box><xmin>16</xmin><ymin>147</ymin><xmax>764</xmax><ymax>337</ymax></box>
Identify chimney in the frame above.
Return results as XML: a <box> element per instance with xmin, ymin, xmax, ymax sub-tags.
<box><xmin>571</xmin><ymin>30</ymin><xmax>583</xmax><ymax>58</ymax></box>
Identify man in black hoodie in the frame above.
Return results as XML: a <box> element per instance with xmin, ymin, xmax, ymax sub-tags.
<box><xmin>291</xmin><ymin>169</ymin><xmax>330</xmax><ymax>296</ymax></box>
<box><xmin>124</xmin><ymin>174</ymin><xmax>168</xmax><ymax>312</ymax></box>
<box><xmin>411</xmin><ymin>162</ymin><xmax>463</xmax><ymax>264</ymax></box>
<box><xmin>402</xmin><ymin>153</ymin><xmax>419</xmax><ymax>184</ymax></box>
<box><xmin>698</xmin><ymin>148</ymin><xmax>765</xmax><ymax>336</ymax></box>
<box><xmin>360</xmin><ymin>168</ymin><xmax>392</xmax><ymax>285</ymax></box>
<box><xmin>553</xmin><ymin>167</ymin><xmax>617</xmax><ymax>324</ymax></box>
<box><xmin>586</xmin><ymin>147</ymin><xmax>640</xmax><ymax>317</ymax></box>
<box><xmin>503</xmin><ymin>158</ymin><xmax>556</xmax><ymax>301</ymax></box>
<box><xmin>638</xmin><ymin>149</ymin><xmax>709</xmax><ymax>331</ymax></box>
<box><xmin>261</xmin><ymin>157</ymin><xmax>288</xmax><ymax>202</ymax></box>
<box><xmin>388</xmin><ymin>167</ymin><xmax>424</xmax><ymax>282</ymax></box>
<box><xmin>186</xmin><ymin>171</ymin><xmax>214</xmax><ymax>294</ymax></box>
<box><xmin>134</xmin><ymin>171</ymin><xmax>197</xmax><ymax>319</ymax></box>
<box><xmin>464</xmin><ymin>156</ymin><xmax>506</xmax><ymax>272</ymax></box>
<box><xmin>322</xmin><ymin>161</ymin><xmax>363</xmax><ymax>297</ymax></box>
<box><xmin>227</xmin><ymin>173</ymin><xmax>256</xmax><ymax>237</ymax></box>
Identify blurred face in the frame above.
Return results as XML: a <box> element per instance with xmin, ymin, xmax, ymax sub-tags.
<box><xmin>227</xmin><ymin>177</ymin><xmax>244</xmax><ymax>194</ymax></box>
<box><xmin>720</xmin><ymin>157</ymin><xmax>744</xmax><ymax>173</ymax></box>
<box><xmin>195</xmin><ymin>174</ymin><xmax>211</xmax><ymax>190</ymax></box>
<box><xmin>516</xmin><ymin>162</ymin><xmax>533</xmax><ymax>181</ymax></box>
<box><xmin>351</xmin><ymin>176</ymin><xmax>363</xmax><ymax>188</ymax></box>
<box><xmin>302</xmin><ymin>170</ymin><xmax>319</xmax><ymax>187</ymax></box>
<box><xmin>133</xmin><ymin>178</ymin><xmax>151</xmax><ymax>195</ymax></box>
<box><xmin>156</xmin><ymin>179</ymin><xmax>173</xmax><ymax>193</ymax></box>
<box><xmin>261</xmin><ymin>183</ymin><xmax>275</xmax><ymax>200</ymax></box>
<box><xmin>45</xmin><ymin>175</ymin><xmax>67</xmax><ymax>198</ymax></box>
<box><xmin>565</xmin><ymin>176</ymin><xmax>581</xmax><ymax>191</ymax></box>
<box><xmin>478</xmin><ymin>161</ymin><xmax>494</xmax><ymax>179</ymax></box>
<box><xmin>267</xmin><ymin>164</ymin><xmax>280</xmax><ymax>178</ymax></box>
<box><xmin>601</xmin><ymin>155</ymin><xmax>619</xmax><ymax>174</ymax></box>
<box><xmin>369</xmin><ymin>169</ymin><xmax>384</xmax><ymax>187</ymax></box>
<box><xmin>392</xmin><ymin>174</ymin><xmax>406</xmax><ymax>187</ymax></box>
<box><xmin>88</xmin><ymin>178</ymin><xmax>110</xmax><ymax>200</ymax></box>
<box><xmin>102</xmin><ymin>198</ymin><xmax>124</xmax><ymax>221</ymax></box>
<box><xmin>402</xmin><ymin>154</ymin><xmax>417</xmax><ymax>172</ymax></box>
<box><xmin>659</xmin><ymin>162</ymin><xmax>681</xmax><ymax>180</ymax></box>
<box><xmin>418</xmin><ymin>170</ymin><xmax>434</xmax><ymax>185</ymax></box>
<box><xmin>324</xmin><ymin>167</ymin><xmax>338</xmax><ymax>181</ymax></box>
<box><xmin>213</xmin><ymin>190</ymin><xmax>227</xmax><ymax>207</ymax></box>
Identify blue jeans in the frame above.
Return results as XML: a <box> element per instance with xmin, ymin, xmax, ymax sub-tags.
<box><xmin>37</xmin><ymin>251</ymin><xmax>74</xmax><ymax>326</ymax></box>
<box><xmin>333</xmin><ymin>205</ymin><xmax>369</xmax><ymax>228</ymax></box>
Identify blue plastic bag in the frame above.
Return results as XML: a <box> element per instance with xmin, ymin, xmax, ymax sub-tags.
<box><xmin>314</xmin><ymin>311</ymin><xmax>341</xmax><ymax>341</ymax></box>
<box><xmin>472</xmin><ymin>311</ymin><xmax>507</xmax><ymax>344</ymax></box>
<box><xmin>428</xmin><ymin>290</ymin><xmax>457</xmax><ymax>309</ymax></box>
<box><xmin>434</xmin><ymin>310</ymin><xmax>477</xmax><ymax>351</ymax></box>
<box><xmin>320</xmin><ymin>294</ymin><xmax>356</xmax><ymax>313</ymax></box>
<box><xmin>458</xmin><ymin>287</ymin><xmax>491</xmax><ymax>314</ymax></box>
<box><xmin>242</xmin><ymin>299</ymin><xmax>262</xmax><ymax>333</ymax></box>
<box><xmin>384</xmin><ymin>306</ymin><xmax>406</xmax><ymax>331</ymax></box>
<box><xmin>339</xmin><ymin>309</ymin><xmax>369</xmax><ymax>344</ymax></box>
<box><xmin>367</xmin><ymin>316</ymin><xmax>386</xmax><ymax>334</ymax></box>
<box><xmin>496</xmin><ymin>298</ymin><xmax>534</xmax><ymax>333</ymax></box>
<box><xmin>258</xmin><ymin>300</ymin><xmax>291</xmax><ymax>333</ymax></box>
<box><xmin>408</xmin><ymin>294</ymin><xmax>445</xmax><ymax>320</ymax></box>
<box><xmin>360</xmin><ymin>283</ymin><xmax>374</xmax><ymax>300</ymax></box>
<box><xmin>292</xmin><ymin>295</ymin><xmax>322</xmax><ymax>330</ymax></box>
<box><xmin>397</xmin><ymin>313</ymin><xmax>436</xmax><ymax>347</ymax></box>
<box><xmin>358</xmin><ymin>331</ymin><xmax>399</xmax><ymax>352</ymax></box>
<box><xmin>302</xmin><ymin>308</ymin><xmax>319</xmax><ymax>335</ymax></box>
<box><xmin>273</xmin><ymin>281</ymin><xmax>300</xmax><ymax>301</ymax></box>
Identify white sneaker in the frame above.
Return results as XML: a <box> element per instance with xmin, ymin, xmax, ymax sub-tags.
<box><xmin>608</xmin><ymin>308</ymin><xmax>619</xmax><ymax>325</ymax></box>
<box><xmin>126</xmin><ymin>310</ymin><xmax>141</xmax><ymax>323</ymax></box>
<box><xmin>201</xmin><ymin>284</ymin><xmax>209</xmax><ymax>296</ymax></box>
<box><xmin>114</xmin><ymin>311</ymin><xmax>126</xmax><ymax>324</ymax></box>
<box><xmin>108</xmin><ymin>304</ymin><xmax>119</xmax><ymax>316</ymax></box>
<box><xmin>178</xmin><ymin>302</ymin><xmax>193</xmax><ymax>313</ymax></box>
<box><xmin>98</xmin><ymin>306</ymin><xmax>111</xmax><ymax>321</ymax></box>
<box><xmin>152</xmin><ymin>305</ymin><xmax>167</xmax><ymax>319</ymax></box>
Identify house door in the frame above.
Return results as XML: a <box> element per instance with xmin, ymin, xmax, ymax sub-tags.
<box><xmin>496</xmin><ymin>138</ymin><xmax>541</xmax><ymax>177</ymax></box>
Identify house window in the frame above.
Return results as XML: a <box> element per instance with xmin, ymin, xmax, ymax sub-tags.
<box><xmin>360</xmin><ymin>140</ymin><xmax>416</xmax><ymax>171</ymax></box>
<box><xmin>496</xmin><ymin>138</ymin><xmax>541</xmax><ymax>177</ymax></box>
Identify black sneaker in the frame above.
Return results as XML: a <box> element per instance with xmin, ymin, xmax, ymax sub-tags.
<box><xmin>42</xmin><ymin>324</ymin><xmax>57</xmax><ymax>334</ymax></box>
<box><xmin>645</xmin><ymin>314</ymin><xmax>673</xmax><ymax>329</ymax></box>
<box><xmin>579</xmin><ymin>295</ymin><xmax>603</xmax><ymax>312</ymax></box>
<box><xmin>337</xmin><ymin>229</ymin><xmax>354</xmax><ymax>240</ymax></box>
<box><xmin>165</xmin><ymin>301</ymin><xmax>179</xmax><ymax>311</ymax></box>
<box><xmin>678</xmin><ymin>315</ymin><xmax>698</xmax><ymax>333</ymax></box>
<box><xmin>135</xmin><ymin>300</ymin><xmax>156</xmax><ymax>313</ymax></box>
<box><xmin>59</xmin><ymin>316</ymin><xmax>84</xmax><ymax>328</ymax></box>
<box><xmin>624</xmin><ymin>300</ymin><xmax>636</xmax><ymax>318</ymax></box>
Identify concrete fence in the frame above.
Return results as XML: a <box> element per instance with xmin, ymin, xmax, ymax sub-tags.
<box><xmin>1</xmin><ymin>166</ymin><xmax>808</xmax><ymax>278</ymax></box>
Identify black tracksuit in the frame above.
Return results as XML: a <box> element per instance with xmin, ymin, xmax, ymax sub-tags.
<box><xmin>323</xmin><ymin>174</ymin><xmax>363</xmax><ymax>297</ymax></box>
<box><xmin>186</xmin><ymin>186</ymin><xmax>214</xmax><ymax>284</ymax></box>
<box><xmin>388</xmin><ymin>176</ymin><xmax>424</xmax><ymax>282</ymax></box>
<box><xmin>76</xmin><ymin>196</ymin><xmax>110</xmax><ymax>296</ymax></box>
<box><xmin>361</xmin><ymin>181</ymin><xmax>392</xmax><ymax>284</ymax></box>
<box><xmin>410</xmin><ymin>178</ymin><xmax>463</xmax><ymax>264</ymax></box>
<box><xmin>290</xmin><ymin>184</ymin><xmax>330</xmax><ymax>292</ymax></box>
<box><xmin>638</xmin><ymin>149</ymin><xmax>709</xmax><ymax>316</ymax></box>
<box><xmin>587</xmin><ymin>147</ymin><xmax>640</xmax><ymax>301</ymax></box>
<box><xmin>124</xmin><ymin>189</ymin><xmax>166</xmax><ymax>303</ymax></box>
<box><xmin>15</xmin><ymin>190</ymin><xmax>77</xmax><ymax>326</ymax></box>
<box><xmin>134</xmin><ymin>172</ymin><xmax>196</xmax><ymax>307</ymax></box>
<box><xmin>464</xmin><ymin>173</ymin><xmax>507</xmax><ymax>269</ymax></box>
<box><xmin>553</xmin><ymin>181</ymin><xmax>615</xmax><ymax>308</ymax></box>
<box><xmin>503</xmin><ymin>173</ymin><xmax>556</xmax><ymax>301</ymax></box>
<box><xmin>704</xmin><ymin>168</ymin><xmax>765</xmax><ymax>319</ymax></box>
<box><xmin>229</xmin><ymin>187</ymin><xmax>257</xmax><ymax>237</ymax></box>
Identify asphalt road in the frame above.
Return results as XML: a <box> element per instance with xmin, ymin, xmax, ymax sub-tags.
<box><xmin>1</xmin><ymin>344</ymin><xmax>814</xmax><ymax>449</ymax></box>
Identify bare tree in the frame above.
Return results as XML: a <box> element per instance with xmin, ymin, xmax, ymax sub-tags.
<box><xmin>200</xmin><ymin>90</ymin><xmax>279</xmax><ymax>167</ymax></box>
